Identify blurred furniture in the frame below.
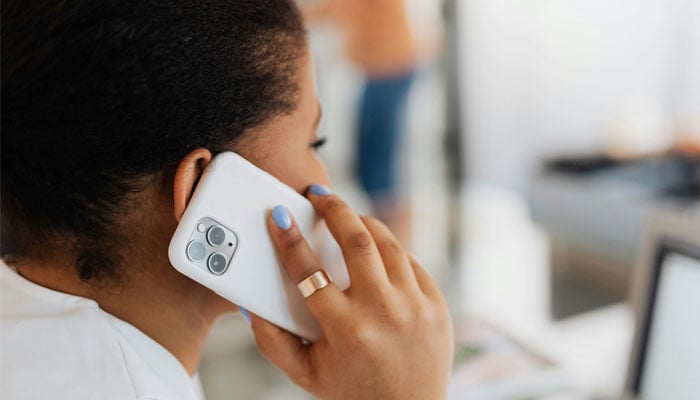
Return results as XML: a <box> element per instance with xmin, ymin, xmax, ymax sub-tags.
<box><xmin>529</xmin><ymin>155</ymin><xmax>700</xmax><ymax>319</ymax></box>
<box><xmin>459</xmin><ymin>186</ymin><xmax>635</xmax><ymax>397</ymax></box>
<box><xmin>624</xmin><ymin>210</ymin><xmax>700</xmax><ymax>399</ymax></box>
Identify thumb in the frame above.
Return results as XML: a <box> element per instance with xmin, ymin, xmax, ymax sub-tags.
<box><xmin>249</xmin><ymin>313</ymin><xmax>315</xmax><ymax>390</ymax></box>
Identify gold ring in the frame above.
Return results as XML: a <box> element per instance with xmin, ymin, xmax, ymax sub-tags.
<box><xmin>297</xmin><ymin>270</ymin><xmax>332</xmax><ymax>299</ymax></box>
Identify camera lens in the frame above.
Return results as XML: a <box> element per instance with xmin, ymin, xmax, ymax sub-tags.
<box><xmin>206</xmin><ymin>226</ymin><xmax>226</xmax><ymax>246</ymax></box>
<box><xmin>207</xmin><ymin>252</ymin><xmax>228</xmax><ymax>275</ymax></box>
<box><xmin>186</xmin><ymin>241</ymin><xmax>206</xmax><ymax>261</ymax></box>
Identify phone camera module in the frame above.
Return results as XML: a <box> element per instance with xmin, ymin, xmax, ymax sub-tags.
<box><xmin>186</xmin><ymin>241</ymin><xmax>206</xmax><ymax>261</ymax></box>
<box><xmin>188</xmin><ymin>218</ymin><xmax>237</xmax><ymax>276</ymax></box>
<box><xmin>207</xmin><ymin>226</ymin><xmax>226</xmax><ymax>246</ymax></box>
<box><xmin>207</xmin><ymin>252</ymin><xmax>228</xmax><ymax>275</ymax></box>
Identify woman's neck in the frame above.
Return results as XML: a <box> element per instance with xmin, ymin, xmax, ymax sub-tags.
<box><xmin>14</xmin><ymin>255</ymin><xmax>232</xmax><ymax>375</ymax></box>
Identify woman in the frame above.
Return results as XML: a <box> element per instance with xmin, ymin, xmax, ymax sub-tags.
<box><xmin>1</xmin><ymin>1</ymin><xmax>453</xmax><ymax>399</ymax></box>
<box><xmin>303</xmin><ymin>0</ymin><xmax>428</xmax><ymax>246</ymax></box>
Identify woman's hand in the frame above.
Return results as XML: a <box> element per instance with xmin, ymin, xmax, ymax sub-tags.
<box><xmin>250</xmin><ymin>185</ymin><xmax>453</xmax><ymax>400</ymax></box>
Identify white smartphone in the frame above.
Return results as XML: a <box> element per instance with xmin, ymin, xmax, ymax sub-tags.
<box><xmin>168</xmin><ymin>152</ymin><xmax>350</xmax><ymax>341</ymax></box>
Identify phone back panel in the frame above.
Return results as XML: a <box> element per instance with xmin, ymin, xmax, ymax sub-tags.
<box><xmin>168</xmin><ymin>152</ymin><xmax>349</xmax><ymax>341</ymax></box>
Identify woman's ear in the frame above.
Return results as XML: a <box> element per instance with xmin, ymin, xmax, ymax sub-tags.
<box><xmin>173</xmin><ymin>148</ymin><xmax>213</xmax><ymax>222</ymax></box>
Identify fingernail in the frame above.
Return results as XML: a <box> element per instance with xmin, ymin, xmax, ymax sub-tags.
<box><xmin>239</xmin><ymin>307</ymin><xmax>252</xmax><ymax>325</ymax></box>
<box><xmin>272</xmin><ymin>205</ymin><xmax>292</xmax><ymax>230</ymax></box>
<box><xmin>308</xmin><ymin>184</ymin><xmax>333</xmax><ymax>196</ymax></box>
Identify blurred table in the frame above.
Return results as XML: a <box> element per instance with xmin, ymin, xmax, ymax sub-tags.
<box><xmin>458</xmin><ymin>186</ymin><xmax>636</xmax><ymax>399</ymax></box>
<box><xmin>529</xmin><ymin>155</ymin><xmax>700</xmax><ymax>318</ymax></box>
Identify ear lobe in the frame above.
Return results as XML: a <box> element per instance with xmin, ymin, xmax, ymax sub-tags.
<box><xmin>173</xmin><ymin>148</ymin><xmax>213</xmax><ymax>222</ymax></box>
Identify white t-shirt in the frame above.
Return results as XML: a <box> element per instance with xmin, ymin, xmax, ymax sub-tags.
<box><xmin>0</xmin><ymin>260</ymin><xmax>205</xmax><ymax>400</ymax></box>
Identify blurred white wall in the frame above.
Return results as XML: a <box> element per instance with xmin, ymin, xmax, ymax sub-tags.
<box><xmin>456</xmin><ymin>0</ymin><xmax>700</xmax><ymax>190</ymax></box>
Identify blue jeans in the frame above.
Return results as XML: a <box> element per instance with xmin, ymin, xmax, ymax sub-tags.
<box><xmin>356</xmin><ymin>70</ymin><xmax>415</xmax><ymax>198</ymax></box>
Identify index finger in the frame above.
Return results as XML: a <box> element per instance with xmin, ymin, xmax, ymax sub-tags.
<box><xmin>306</xmin><ymin>185</ymin><xmax>389</xmax><ymax>288</ymax></box>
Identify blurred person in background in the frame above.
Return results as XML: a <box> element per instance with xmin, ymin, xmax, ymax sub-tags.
<box><xmin>1</xmin><ymin>1</ymin><xmax>453</xmax><ymax>399</ymax></box>
<box><xmin>302</xmin><ymin>0</ymin><xmax>436</xmax><ymax>247</ymax></box>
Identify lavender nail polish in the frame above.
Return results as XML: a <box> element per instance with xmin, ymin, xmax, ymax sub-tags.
<box><xmin>272</xmin><ymin>205</ymin><xmax>292</xmax><ymax>230</ymax></box>
<box><xmin>239</xmin><ymin>307</ymin><xmax>252</xmax><ymax>325</ymax></box>
<box><xmin>308</xmin><ymin>184</ymin><xmax>333</xmax><ymax>196</ymax></box>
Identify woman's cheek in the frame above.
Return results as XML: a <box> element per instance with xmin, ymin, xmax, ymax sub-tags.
<box><xmin>310</xmin><ymin>155</ymin><xmax>331</xmax><ymax>186</ymax></box>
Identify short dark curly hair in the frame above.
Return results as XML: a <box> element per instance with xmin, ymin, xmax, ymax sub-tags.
<box><xmin>1</xmin><ymin>0</ymin><xmax>307</xmax><ymax>281</ymax></box>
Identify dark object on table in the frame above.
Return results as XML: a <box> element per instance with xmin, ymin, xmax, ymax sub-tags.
<box><xmin>530</xmin><ymin>153</ymin><xmax>699</xmax><ymax>320</ymax></box>
<box><xmin>546</xmin><ymin>154</ymin><xmax>700</xmax><ymax>200</ymax></box>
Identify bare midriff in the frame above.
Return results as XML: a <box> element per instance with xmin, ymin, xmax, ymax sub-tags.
<box><xmin>320</xmin><ymin>0</ymin><xmax>419</xmax><ymax>77</ymax></box>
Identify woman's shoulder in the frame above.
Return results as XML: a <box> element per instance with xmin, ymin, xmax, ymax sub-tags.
<box><xmin>0</xmin><ymin>261</ymin><xmax>199</xmax><ymax>400</ymax></box>
<box><xmin>1</xmin><ymin>260</ymin><xmax>140</xmax><ymax>399</ymax></box>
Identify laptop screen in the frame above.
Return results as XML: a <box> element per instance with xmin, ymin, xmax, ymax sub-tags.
<box><xmin>633</xmin><ymin>244</ymin><xmax>700</xmax><ymax>400</ymax></box>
